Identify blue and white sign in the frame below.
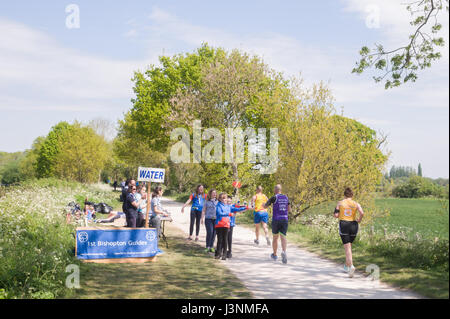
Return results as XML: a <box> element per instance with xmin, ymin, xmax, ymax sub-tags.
<box><xmin>76</xmin><ymin>228</ymin><xmax>162</xmax><ymax>259</ymax></box>
<box><xmin>137</xmin><ymin>167</ymin><xmax>165</xmax><ymax>183</ymax></box>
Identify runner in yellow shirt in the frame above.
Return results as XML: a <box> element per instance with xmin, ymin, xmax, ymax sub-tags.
<box><xmin>251</xmin><ymin>186</ymin><xmax>271</xmax><ymax>246</ymax></box>
<box><xmin>333</xmin><ymin>187</ymin><xmax>364</xmax><ymax>277</ymax></box>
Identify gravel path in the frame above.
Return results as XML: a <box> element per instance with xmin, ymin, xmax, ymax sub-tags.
<box><xmin>162</xmin><ymin>197</ymin><xmax>421</xmax><ymax>299</ymax></box>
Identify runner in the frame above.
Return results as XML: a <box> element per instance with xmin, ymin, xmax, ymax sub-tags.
<box><xmin>251</xmin><ymin>186</ymin><xmax>270</xmax><ymax>246</ymax></box>
<box><xmin>181</xmin><ymin>184</ymin><xmax>206</xmax><ymax>241</ymax></box>
<box><xmin>333</xmin><ymin>187</ymin><xmax>364</xmax><ymax>278</ymax></box>
<box><xmin>264</xmin><ymin>184</ymin><xmax>291</xmax><ymax>264</ymax></box>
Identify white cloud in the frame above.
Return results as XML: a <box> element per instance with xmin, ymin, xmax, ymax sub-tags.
<box><xmin>0</xmin><ymin>18</ymin><xmax>151</xmax><ymax>112</ymax></box>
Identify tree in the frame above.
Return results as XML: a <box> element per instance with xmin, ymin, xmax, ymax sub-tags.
<box><xmin>389</xmin><ymin>165</ymin><xmax>417</xmax><ymax>178</ymax></box>
<box><xmin>53</xmin><ymin>123</ymin><xmax>110</xmax><ymax>183</ymax></box>
<box><xmin>18</xmin><ymin>137</ymin><xmax>45</xmax><ymax>180</ymax></box>
<box><xmin>124</xmin><ymin>44</ymin><xmax>225</xmax><ymax>151</ymax></box>
<box><xmin>36</xmin><ymin>122</ymin><xmax>74</xmax><ymax>178</ymax></box>
<box><xmin>88</xmin><ymin>117</ymin><xmax>117</xmax><ymax>142</ymax></box>
<box><xmin>169</xmin><ymin>48</ymin><xmax>287</xmax><ymax>198</ymax></box>
<box><xmin>418</xmin><ymin>163</ymin><xmax>423</xmax><ymax>176</ymax></box>
<box><xmin>0</xmin><ymin>161</ymin><xmax>22</xmax><ymax>185</ymax></box>
<box><xmin>121</xmin><ymin>45</ymin><xmax>287</xmax><ymax>197</ymax></box>
<box><xmin>267</xmin><ymin>80</ymin><xmax>388</xmax><ymax>221</ymax></box>
<box><xmin>353</xmin><ymin>0</ymin><xmax>449</xmax><ymax>89</ymax></box>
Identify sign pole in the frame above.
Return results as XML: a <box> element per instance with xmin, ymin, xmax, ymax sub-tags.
<box><xmin>145</xmin><ymin>181</ymin><xmax>151</xmax><ymax>228</ymax></box>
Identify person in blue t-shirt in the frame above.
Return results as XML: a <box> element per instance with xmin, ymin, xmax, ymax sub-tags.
<box><xmin>181</xmin><ymin>184</ymin><xmax>206</xmax><ymax>241</ymax></box>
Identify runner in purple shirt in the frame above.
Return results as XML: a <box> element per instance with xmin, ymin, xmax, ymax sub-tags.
<box><xmin>264</xmin><ymin>184</ymin><xmax>291</xmax><ymax>264</ymax></box>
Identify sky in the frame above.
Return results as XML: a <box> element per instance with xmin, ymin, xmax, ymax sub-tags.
<box><xmin>0</xmin><ymin>0</ymin><xmax>448</xmax><ymax>178</ymax></box>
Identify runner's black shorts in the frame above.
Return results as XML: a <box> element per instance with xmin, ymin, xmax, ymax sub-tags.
<box><xmin>339</xmin><ymin>220</ymin><xmax>359</xmax><ymax>244</ymax></box>
<box><xmin>272</xmin><ymin>219</ymin><xmax>288</xmax><ymax>236</ymax></box>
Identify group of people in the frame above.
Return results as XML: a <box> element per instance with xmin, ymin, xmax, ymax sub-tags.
<box><xmin>119</xmin><ymin>179</ymin><xmax>170</xmax><ymax>238</ymax></box>
<box><xmin>180</xmin><ymin>183</ymin><xmax>364</xmax><ymax>277</ymax></box>
<box><xmin>106</xmin><ymin>178</ymin><xmax>363</xmax><ymax>276</ymax></box>
<box><xmin>179</xmin><ymin>183</ymin><xmax>293</xmax><ymax>263</ymax></box>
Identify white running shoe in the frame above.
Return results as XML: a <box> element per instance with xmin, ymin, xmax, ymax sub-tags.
<box><xmin>349</xmin><ymin>265</ymin><xmax>356</xmax><ymax>278</ymax></box>
<box><xmin>343</xmin><ymin>265</ymin><xmax>349</xmax><ymax>273</ymax></box>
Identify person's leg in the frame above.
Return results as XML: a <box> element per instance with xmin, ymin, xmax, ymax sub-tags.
<box><xmin>212</xmin><ymin>224</ymin><xmax>217</xmax><ymax>251</ymax></box>
<box><xmin>280</xmin><ymin>234</ymin><xmax>287</xmax><ymax>252</ymax></box>
<box><xmin>261</xmin><ymin>215</ymin><xmax>270</xmax><ymax>245</ymax></box>
<box><xmin>279</xmin><ymin>221</ymin><xmax>288</xmax><ymax>263</ymax></box>
<box><xmin>127</xmin><ymin>212</ymin><xmax>137</xmax><ymax>228</ymax></box>
<box><xmin>136</xmin><ymin>213</ymin><xmax>144</xmax><ymax>228</ymax></box>
<box><xmin>205</xmin><ymin>219</ymin><xmax>213</xmax><ymax>249</ymax></box>
<box><xmin>272</xmin><ymin>234</ymin><xmax>279</xmax><ymax>256</ymax></box>
<box><xmin>262</xmin><ymin>222</ymin><xmax>269</xmax><ymax>237</ymax></box>
<box><xmin>216</xmin><ymin>228</ymin><xmax>224</xmax><ymax>258</ymax></box>
<box><xmin>153</xmin><ymin>216</ymin><xmax>162</xmax><ymax>238</ymax></box>
<box><xmin>195</xmin><ymin>210</ymin><xmax>201</xmax><ymax>240</ymax></box>
<box><xmin>227</xmin><ymin>226</ymin><xmax>233</xmax><ymax>257</ymax></box>
<box><xmin>189</xmin><ymin>210</ymin><xmax>195</xmax><ymax>238</ymax></box>
<box><xmin>344</xmin><ymin>243</ymin><xmax>353</xmax><ymax>267</ymax></box>
<box><xmin>255</xmin><ymin>223</ymin><xmax>260</xmax><ymax>241</ymax></box>
<box><xmin>221</xmin><ymin>228</ymin><xmax>229</xmax><ymax>259</ymax></box>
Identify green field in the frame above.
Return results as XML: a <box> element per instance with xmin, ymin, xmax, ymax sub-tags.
<box><xmin>375</xmin><ymin>198</ymin><xmax>448</xmax><ymax>239</ymax></box>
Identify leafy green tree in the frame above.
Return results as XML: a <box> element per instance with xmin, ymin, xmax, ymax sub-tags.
<box><xmin>0</xmin><ymin>161</ymin><xmax>22</xmax><ymax>185</ymax></box>
<box><xmin>36</xmin><ymin>122</ymin><xmax>74</xmax><ymax>178</ymax></box>
<box><xmin>18</xmin><ymin>137</ymin><xmax>45</xmax><ymax>180</ymax></box>
<box><xmin>170</xmin><ymin>48</ymin><xmax>288</xmax><ymax>197</ymax></box>
<box><xmin>353</xmin><ymin>0</ymin><xmax>449</xmax><ymax>89</ymax></box>
<box><xmin>124</xmin><ymin>44</ymin><xmax>225</xmax><ymax>150</ymax></box>
<box><xmin>53</xmin><ymin>123</ymin><xmax>110</xmax><ymax>183</ymax></box>
<box><xmin>418</xmin><ymin>163</ymin><xmax>423</xmax><ymax>177</ymax></box>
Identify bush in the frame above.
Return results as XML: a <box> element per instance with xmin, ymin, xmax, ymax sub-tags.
<box><xmin>0</xmin><ymin>178</ymin><xmax>119</xmax><ymax>298</ymax></box>
<box><xmin>392</xmin><ymin>176</ymin><xmax>448</xmax><ymax>199</ymax></box>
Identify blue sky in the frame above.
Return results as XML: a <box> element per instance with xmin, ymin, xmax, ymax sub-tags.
<box><xmin>0</xmin><ymin>0</ymin><xmax>448</xmax><ymax>178</ymax></box>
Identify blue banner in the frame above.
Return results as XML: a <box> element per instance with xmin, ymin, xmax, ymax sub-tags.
<box><xmin>76</xmin><ymin>228</ymin><xmax>162</xmax><ymax>259</ymax></box>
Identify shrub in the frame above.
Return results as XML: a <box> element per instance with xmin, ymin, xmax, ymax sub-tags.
<box><xmin>0</xmin><ymin>178</ymin><xmax>118</xmax><ymax>298</ymax></box>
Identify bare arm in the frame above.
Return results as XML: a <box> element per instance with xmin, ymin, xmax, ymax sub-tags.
<box><xmin>356</xmin><ymin>203</ymin><xmax>364</xmax><ymax>223</ymax></box>
<box><xmin>201</xmin><ymin>204</ymin><xmax>206</xmax><ymax>224</ymax></box>
<box><xmin>181</xmin><ymin>198</ymin><xmax>192</xmax><ymax>213</ymax></box>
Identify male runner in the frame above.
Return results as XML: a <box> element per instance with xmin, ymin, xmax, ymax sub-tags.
<box><xmin>251</xmin><ymin>186</ymin><xmax>271</xmax><ymax>246</ymax></box>
<box><xmin>264</xmin><ymin>184</ymin><xmax>290</xmax><ymax>264</ymax></box>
